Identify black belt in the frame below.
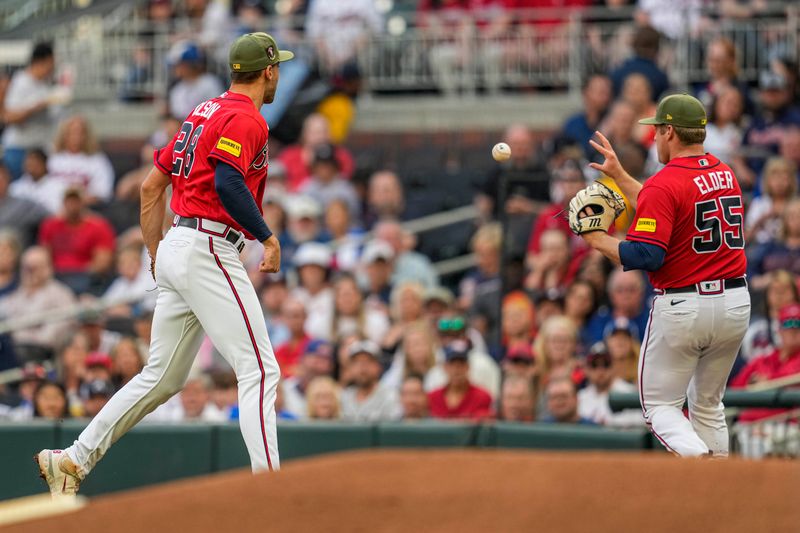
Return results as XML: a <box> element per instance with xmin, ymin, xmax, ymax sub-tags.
<box><xmin>664</xmin><ymin>277</ymin><xmax>747</xmax><ymax>294</ymax></box>
<box><xmin>175</xmin><ymin>216</ymin><xmax>245</xmax><ymax>252</ymax></box>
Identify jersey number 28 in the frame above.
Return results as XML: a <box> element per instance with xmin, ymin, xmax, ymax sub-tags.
<box><xmin>693</xmin><ymin>196</ymin><xmax>744</xmax><ymax>253</ymax></box>
<box><xmin>172</xmin><ymin>121</ymin><xmax>204</xmax><ymax>179</ymax></box>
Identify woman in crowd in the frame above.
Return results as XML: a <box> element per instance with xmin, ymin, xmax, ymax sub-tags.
<box><xmin>563</xmin><ymin>279</ymin><xmax>599</xmax><ymax>352</ymax></box>
<box><xmin>748</xmin><ymin>199</ymin><xmax>800</xmax><ymax>290</ymax></box>
<box><xmin>48</xmin><ymin>115</ymin><xmax>115</xmax><ymax>205</ymax></box>
<box><xmin>740</xmin><ymin>270</ymin><xmax>800</xmax><ymax>363</ymax></box>
<box><xmin>500</xmin><ymin>291</ymin><xmax>536</xmax><ymax>359</ymax></box>
<box><xmin>604</xmin><ymin>327</ymin><xmax>641</xmax><ymax>385</ymax></box>
<box><xmin>323</xmin><ymin>199</ymin><xmax>363</xmax><ymax>272</ymax></box>
<box><xmin>33</xmin><ymin>381</ymin><xmax>69</xmax><ymax>420</ymax></box>
<box><xmin>533</xmin><ymin>315</ymin><xmax>583</xmax><ymax>387</ymax></box>
<box><xmin>703</xmin><ymin>86</ymin><xmax>745</xmax><ymax>165</ymax></box>
<box><xmin>381</xmin><ymin>281</ymin><xmax>426</xmax><ymax>355</ymax></box>
<box><xmin>746</xmin><ymin>157</ymin><xmax>797</xmax><ymax>244</ymax></box>
<box><xmin>382</xmin><ymin>321</ymin><xmax>446</xmax><ymax>392</ymax></box>
<box><xmin>306</xmin><ymin>376</ymin><xmax>342</xmax><ymax>420</ymax></box>
<box><xmin>111</xmin><ymin>337</ymin><xmax>145</xmax><ymax>388</ymax></box>
<box><xmin>330</xmin><ymin>272</ymin><xmax>389</xmax><ymax>345</ymax></box>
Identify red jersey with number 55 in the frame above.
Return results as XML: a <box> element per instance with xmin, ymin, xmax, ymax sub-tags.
<box><xmin>625</xmin><ymin>154</ymin><xmax>747</xmax><ymax>289</ymax></box>
<box><xmin>153</xmin><ymin>91</ymin><xmax>269</xmax><ymax>240</ymax></box>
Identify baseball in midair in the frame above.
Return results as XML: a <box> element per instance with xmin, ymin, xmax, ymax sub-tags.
<box><xmin>492</xmin><ymin>142</ymin><xmax>511</xmax><ymax>162</ymax></box>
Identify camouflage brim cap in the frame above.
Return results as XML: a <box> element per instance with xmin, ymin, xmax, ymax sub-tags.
<box><xmin>229</xmin><ymin>32</ymin><xmax>294</xmax><ymax>73</ymax></box>
<box><xmin>639</xmin><ymin>93</ymin><xmax>708</xmax><ymax>128</ymax></box>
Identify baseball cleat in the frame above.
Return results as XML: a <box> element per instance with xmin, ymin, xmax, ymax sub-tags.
<box><xmin>34</xmin><ymin>449</ymin><xmax>83</xmax><ymax>497</ymax></box>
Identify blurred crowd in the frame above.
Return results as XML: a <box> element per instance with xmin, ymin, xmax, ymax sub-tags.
<box><xmin>0</xmin><ymin>0</ymin><xmax>799</xmax><ymax>428</ymax></box>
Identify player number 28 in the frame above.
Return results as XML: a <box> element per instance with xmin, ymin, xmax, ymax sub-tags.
<box><xmin>172</xmin><ymin>121</ymin><xmax>204</xmax><ymax>179</ymax></box>
<box><xmin>692</xmin><ymin>196</ymin><xmax>744</xmax><ymax>253</ymax></box>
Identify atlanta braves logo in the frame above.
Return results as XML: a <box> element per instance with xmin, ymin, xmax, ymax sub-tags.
<box><xmin>251</xmin><ymin>140</ymin><xmax>268</xmax><ymax>170</ymax></box>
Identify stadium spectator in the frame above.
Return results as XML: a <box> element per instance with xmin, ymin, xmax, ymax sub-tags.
<box><xmin>428</xmin><ymin>340</ymin><xmax>493</xmax><ymax>420</ymax></box>
<box><xmin>586</xmin><ymin>269</ymin><xmax>649</xmax><ymax>344</ymax></box>
<box><xmin>340</xmin><ymin>340</ymin><xmax>402</xmax><ymax>422</ymax></box>
<box><xmin>284</xmin><ymin>195</ymin><xmax>324</xmax><ymax>260</ymax></box>
<box><xmin>0</xmin><ymin>162</ymin><xmax>49</xmax><ymax>247</ymax></box>
<box><xmin>740</xmin><ymin>270</ymin><xmax>799</xmax><ymax>363</ymax></box>
<box><xmin>422</xmin><ymin>286</ymin><xmax>455</xmax><ymax>331</ymax></box>
<box><xmin>306</xmin><ymin>376</ymin><xmax>342</xmax><ymax>420</ymax></box>
<box><xmin>736</xmin><ymin>70</ymin><xmax>800</xmax><ymax>188</ymax></box>
<box><xmin>382</xmin><ymin>321</ymin><xmax>446</xmax><ymax>392</ymax></box>
<box><xmin>2</xmin><ymin>42</ymin><xmax>62</xmax><ymax>180</ymax></box>
<box><xmin>278</xmin><ymin>114</ymin><xmax>355</xmax><ymax>192</ymax></box>
<box><xmin>374</xmin><ymin>219</ymin><xmax>439</xmax><ymax>289</ymax></box>
<box><xmin>83</xmin><ymin>352</ymin><xmax>113</xmax><ymax>383</ymax></box>
<box><xmin>322</xmin><ymin>199</ymin><xmax>362</xmax><ymax>271</ymax></box>
<box><xmin>317</xmin><ymin>62</ymin><xmax>363</xmax><ymax>144</ymax></box>
<box><xmin>693</xmin><ymin>37</ymin><xmax>753</xmax><ymax>113</ymax></box>
<box><xmin>524</xmin><ymin>229</ymin><xmax>578</xmax><ymax>297</ymax></box>
<box><xmin>621</xmin><ymin>73</ymin><xmax>657</xmax><ymax>149</ymax></box>
<box><xmin>1</xmin><ymin>246</ymin><xmax>76</xmax><ymax>354</ymax></box>
<box><xmin>436</xmin><ymin>314</ymin><xmax>500</xmax><ymax>398</ymax></box>
<box><xmin>703</xmin><ymin>86</ymin><xmax>745</xmax><ymax>166</ymax></box>
<box><xmin>291</xmin><ymin>242</ymin><xmax>335</xmax><ymax>340</ymax></box>
<box><xmin>0</xmin><ymin>363</ymin><xmax>46</xmax><ymax>420</ymax></box>
<box><xmin>48</xmin><ymin>116</ymin><xmax>115</xmax><ymax>205</ymax></box>
<box><xmin>364</xmin><ymin>171</ymin><xmax>406</xmax><ymax>229</ymax></box>
<box><xmin>604</xmin><ymin>321</ymin><xmax>641</xmax><ymax>385</ymax></box>
<box><xmin>0</xmin><ymin>230</ymin><xmax>21</xmax><ymax>298</ymax></box>
<box><xmin>501</xmin><ymin>343</ymin><xmax>536</xmax><ymax>382</ymax></box>
<box><xmin>361</xmin><ymin>239</ymin><xmax>395</xmax><ymax>309</ymax></box>
<box><xmin>274</xmin><ymin>298</ymin><xmax>311</xmax><ymax>378</ymax></box>
<box><xmin>282</xmin><ymin>339</ymin><xmax>334</xmax><ymax>419</ymax></box>
<box><xmin>597</xmin><ymin>100</ymin><xmax>642</xmax><ymax>156</ymax></box>
<box><xmin>76</xmin><ymin>310</ymin><xmax>121</xmax><ymax>360</ymax></box>
<box><xmin>745</xmin><ymin>157</ymin><xmax>797</xmax><ymax>245</ymax></box>
<box><xmin>533</xmin><ymin>314</ymin><xmax>582</xmax><ymax>389</ymax></box>
<box><xmin>577</xmin><ymin>343</ymin><xmax>641</xmax><ymax>427</ymax></box>
<box><xmin>9</xmin><ymin>148</ymin><xmax>64</xmax><ymax>214</ymax></box>
<box><xmin>177</xmin><ymin>374</ymin><xmax>226</xmax><ymax>421</ymax></box>
<box><xmin>461</xmin><ymin>223</ymin><xmax>502</xmax><ymax>350</ymax></box>
<box><xmin>300</xmin><ymin>143</ymin><xmax>360</xmax><ymax>217</ymax></box>
<box><xmin>561</xmin><ymin>74</ymin><xmax>614</xmax><ymax>159</ymax></box>
<box><xmin>381</xmin><ymin>281</ymin><xmax>427</xmax><ymax>355</ymax></box>
<box><xmin>498</xmin><ymin>374</ymin><xmax>536</xmax><ymax>423</ymax></box>
<box><xmin>79</xmin><ymin>379</ymin><xmax>115</xmax><ymax>419</ymax></box>
<box><xmin>500</xmin><ymin>291</ymin><xmax>536</xmax><ymax>360</ymax></box>
<box><xmin>33</xmin><ymin>381</ymin><xmax>69</xmax><ymax>420</ymax></box>
<box><xmin>306</xmin><ymin>0</ymin><xmax>382</xmax><ymax>74</ymax></box>
<box><xmin>209</xmin><ymin>369</ymin><xmax>238</xmax><ymax>420</ymax></box>
<box><xmin>58</xmin><ymin>332</ymin><xmax>90</xmax><ymax>408</ymax></box>
<box><xmin>330</xmin><ymin>273</ymin><xmax>390</xmax><ymax>345</ymax></box>
<box><xmin>609</xmin><ymin>25</ymin><xmax>669</xmax><ymax>99</ymax></box>
<box><xmin>541</xmin><ymin>376</ymin><xmax>595</xmax><ymax>424</ymax></box>
<box><xmin>110</xmin><ymin>337</ymin><xmax>145</xmax><ymax>388</ymax></box>
<box><xmin>103</xmin><ymin>243</ymin><xmax>157</xmax><ymax>315</ymax></box>
<box><xmin>780</xmin><ymin>126</ymin><xmax>800</xmax><ymax>169</ymax></box>
<box><xmin>563</xmin><ymin>279</ymin><xmax>599</xmax><ymax>350</ymax></box>
<box><xmin>399</xmin><ymin>374</ymin><xmax>429</xmax><ymax>420</ymax></box>
<box><xmin>748</xmin><ymin>199</ymin><xmax>800</xmax><ymax>289</ymax></box>
<box><xmin>166</xmin><ymin>42</ymin><xmax>224</xmax><ymax>121</ymax></box>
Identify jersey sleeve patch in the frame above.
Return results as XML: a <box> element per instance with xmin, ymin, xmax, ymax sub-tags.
<box><xmin>216</xmin><ymin>137</ymin><xmax>242</xmax><ymax>157</ymax></box>
<box><xmin>635</xmin><ymin>218</ymin><xmax>657</xmax><ymax>232</ymax></box>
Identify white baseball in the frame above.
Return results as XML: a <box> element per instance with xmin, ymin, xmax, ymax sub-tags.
<box><xmin>492</xmin><ymin>142</ymin><xmax>511</xmax><ymax>162</ymax></box>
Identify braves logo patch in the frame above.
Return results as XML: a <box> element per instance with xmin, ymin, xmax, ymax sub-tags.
<box><xmin>267</xmin><ymin>46</ymin><xmax>275</xmax><ymax>61</ymax></box>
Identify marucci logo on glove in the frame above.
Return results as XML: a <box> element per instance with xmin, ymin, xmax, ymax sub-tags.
<box><xmin>216</xmin><ymin>137</ymin><xmax>242</xmax><ymax>157</ymax></box>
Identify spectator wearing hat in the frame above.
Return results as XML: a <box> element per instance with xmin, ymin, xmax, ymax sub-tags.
<box><xmin>330</xmin><ymin>272</ymin><xmax>389</xmax><ymax>345</ymax></box>
<box><xmin>167</xmin><ymin>42</ymin><xmax>224</xmax><ymax>121</ymax></box>
<box><xmin>361</xmin><ymin>238</ymin><xmax>395</xmax><ymax>309</ymax></box>
<box><xmin>340</xmin><ymin>340</ymin><xmax>401</xmax><ymax>422</ymax></box>
<box><xmin>284</xmin><ymin>195</ymin><xmax>324</xmax><ymax>259</ymax></box>
<box><xmin>273</xmin><ymin>298</ymin><xmax>311</xmax><ymax>378</ymax></box>
<box><xmin>499</xmin><ymin>375</ymin><xmax>536</xmax><ymax>423</ymax></box>
<box><xmin>382</xmin><ymin>321</ymin><xmax>446</xmax><ymax>393</ymax></box>
<box><xmin>400</xmin><ymin>374</ymin><xmax>429</xmax><ymax>420</ymax></box>
<box><xmin>0</xmin><ymin>162</ymin><xmax>49</xmax><ymax>247</ymax></box>
<box><xmin>436</xmin><ymin>314</ymin><xmax>500</xmax><ymax>399</ymax></box>
<box><xmin>9</xmin><ymin>148</ymin><xmax>65</xmax><ymax>214</ymax></box>
<box><xmin>281</xmin><ymin>339</ymin><xmax>335</xmax><ymax>419</ymax></box>
<box><xmin>300</xmin><ymin>143</ymin><xmax>360</xmax><ymax>217</ymax></box>
<box><xmin>373</xmin><ymin>220</ymin><xmax>439</xmax><ymax>289</ymax></box>
<box><xmin>502</xmin><ymin>343</ymin><xmax>536</xmax><ymax>382</ymax></box>
<box><xmin>428</xmin><ymin>340</ymin><xmax>493</xmax><ymax>420</ymax></box>
<box><xmin>291</xmin><ymin>242</ymin><xmax>335</xmax><ymax>341</ymax></box>
<box><xmin>586</xmin><ymin>269</ymin><xmax>650</xmax><ymax>345</ymax></box>
<box><xmin>422</xmin><ymin>286</ymin><xmax>455</xmax><ymax>330</ymax></box>
<box><xmin>578</xmin><ymin>343</ymin><xmax>641</xmax><ymax>427</ymax></box>
<box><xmin>38</xmin><ymin>186</ymin><xmax>116</xmax><ymax>295</ymax></box>
<box><xmin>541</xmin><ymin>377</ymin><xmax>595</xmax><ymax>425</ymax></box>
<box><xmin>79</xmin><ymin>379</ymin><xmax>116</xmax><ymax>419</ymax></box>
<box><xmin>2</xmin><ymin>246</ymin><xmax>76</xmax><ymax>354</ymax></box>
<box><xmin>0</xmin><ymin>363</ymin><xmax>46</xmax><ymax>420</ymax></box>
<box><xmin>305</xmin><ymin>375</ymin><xmax>342</xmax><ymax>420</ymax></box>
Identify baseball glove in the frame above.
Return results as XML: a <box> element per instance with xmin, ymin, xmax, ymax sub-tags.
<box><xmin>568</xmin><ymin>181</ymin><xmax>626</xmax><ymax>235</ymax></box>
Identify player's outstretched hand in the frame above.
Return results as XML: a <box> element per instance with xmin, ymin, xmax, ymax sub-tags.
<box><xmin>260</xmin><ymin>235</ymin><xmax>281</xmax><ymax>273</ymax></box>
<box><xmin>588</xmin><ymin>131</ymin><xmax>624</xmax><ymax>180</ymax></box>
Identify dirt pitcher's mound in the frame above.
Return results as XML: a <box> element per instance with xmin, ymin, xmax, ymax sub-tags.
<box><xmin>6</xmin><ymin>450</ymin><xmax>797</xmax><ymax>533</ymax></box>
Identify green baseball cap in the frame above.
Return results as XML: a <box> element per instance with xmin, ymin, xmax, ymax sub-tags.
<box><xmin>638</xmin><ymin>93</ymin><xmax>708</xmax><ymax>128</ymax></box>
<box><xmin>229</xmin><ymin>32</ymin><xmax>294</xmax><ymax>73</ymax></box>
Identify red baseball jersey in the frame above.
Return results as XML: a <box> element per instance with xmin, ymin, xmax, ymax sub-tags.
<box><xmin>154</xmin><ymin>91</ymin><xmax>269</xmax><ymax>239</ymax></box>
<box><xmin>626</xmin><ymin>154</ymin><xmax>747</xmax><ymax>289</ymax></box>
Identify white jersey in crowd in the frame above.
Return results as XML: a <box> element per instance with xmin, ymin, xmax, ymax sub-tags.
<box><xmin>290</xmin><ymin>286</ymin><xmax>335</xmax><ymax>341</ymax></box>
<box><xmin>48</xmin><ymin>151</ymin><xmax>115</xmax><ymax>202</ymax></box>
<box><xmin>168</xmin><ymin>74</ymin><xmax>225</xmax><ymax>121</ymax></box>
<box><xmin>306</xmin><ymin>0</ymin><xmax>382</xmax><ymax>67</ymax></box>
<box><xmin>340</xmin><ymin>383</ymin><xmax>402</xmax><ymax>422</ymax></box>
<box><xmin>9</xmin><ymin>172</ymin><xmax>66</xmax><ymax>214</ymax></box>
<box><xmin>1</xmin><ymin>70</ymin><xmax>59</xmax><ymax>149</ymax></box>
<box><xmin>578</xmin><ymin>378</ymin><xmax>644</xmax><ymax>428</ymax></box>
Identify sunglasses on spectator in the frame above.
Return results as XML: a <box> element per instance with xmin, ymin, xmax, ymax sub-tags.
<box><xmin>438</xmin><ymin>317</ymin><xmax>466</xmax><ymax>332</ymax></box>
<box><xmin>588</xmin><ymin>359</ymin><xmax>612</xmax><ymax>369</ymax></box>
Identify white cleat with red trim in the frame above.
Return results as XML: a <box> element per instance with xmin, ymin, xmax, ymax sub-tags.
<box><xmin>34</xmin><ymin>449</ymin><xmax>83</xmax><ymax>498</ymax></box>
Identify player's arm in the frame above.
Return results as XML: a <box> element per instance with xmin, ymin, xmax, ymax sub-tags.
<box><xmin>214</xmin><ymin>162</ymin><xmax>280</xmax><ymax>273</ymax></box>
<box><xmin>140</xmin><ymin>166</ymin><xmax>171</xmax><ymax>262</ymax></box>
<box><xmin>588</xmin><ymin>131</ymin><xmax>643</xmax><ymax>204</ymax></box>
<box><xmin>582</xmin><ymin>232</ymin><xmax>666</xmax><ymax>271</ymax></box>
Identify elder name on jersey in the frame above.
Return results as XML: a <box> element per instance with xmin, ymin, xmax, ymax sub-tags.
<box><xmin>693</xmin><ymin>170</ymin><xmax>735</xmax><ymax>194</ymax></box>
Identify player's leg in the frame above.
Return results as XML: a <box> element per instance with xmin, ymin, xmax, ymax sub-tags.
<box><xmin>185</xmin><ymin>236</ymin><xmax>280</xmax><ymax>472</ymax></box>
<box><xmin>687</xmin><ymin>289</ymin><xmax>751</xmax><ymax>456</ymax></box>
<box><xmin>639</xmin><ymin>295</ymin><xmax>710</xmax><ymax>457</ymax></box>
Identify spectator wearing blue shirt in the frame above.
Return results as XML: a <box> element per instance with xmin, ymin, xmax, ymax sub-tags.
<box><xmin>586</xmin><ymin>269</ymin><xmax>650</xmax><ymax>345</ymax></box>
<box><xmin>561</xmin><ymin>74</ymin><xmax>613</xmax><ymax>159</ymax></box>
<box><xmin>541</xmin><ymin>377</ymin><xmax>597</xmax><ymax>425</ymax></box>
<box><xmin>609</xmin><ymin>25</ymin><xmax>670</xmax><ymax>100</ymax></box>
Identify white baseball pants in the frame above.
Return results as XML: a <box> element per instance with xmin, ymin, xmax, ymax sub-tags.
<box><xmin>66</xmin><ymin>222</ymin><xmax>280</xmax><ymax>473</ymax></box>
<box><xmin>638</xmin><ymin>285</ymin><xmax>750</xmax><ymax>457</ymax></box>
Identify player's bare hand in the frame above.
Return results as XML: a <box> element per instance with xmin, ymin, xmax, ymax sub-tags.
<box><xmin>588</xmin><ymin>131</ymin><xmax>623</xmax><ymax>180</ymax></box>
<box><xmin>260</xmin><ymin>235</ymin><xmax>281</xmax><ymax>273</ymax></box>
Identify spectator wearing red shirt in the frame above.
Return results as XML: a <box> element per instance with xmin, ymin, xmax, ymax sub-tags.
<box><xmin>278</xmin><ymin>114</ymin><xmax>354</xmax><ymax>192</ymax></box>
<box><xmin>731</xmin><ymin>303</ymin><xmax>800</xmax><ymax>421</ymax></box>
<box><xmin>38</xmin><ymin>186</ymin><xmax>115</xmax><ymax>294</ymax></box>
<box><xmin>428</xmin><ymin>340</ymin><xmax>493</xmax><ymax>419</ymax></box>
<box><xmin>273</xmin><ymin>298</ymin><xmax>311</xmax><ymax>378</ymax></box>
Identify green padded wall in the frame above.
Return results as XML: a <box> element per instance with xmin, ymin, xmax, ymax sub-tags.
<box><xmin>0</xmin><ymin>423</ymin><xmax>58</xmax><ymax>500</ymax></box>
<box><xmin>481</xmin><ymin>423</ymin><xmax>651</xmax><ymax>451</ymax></box>
<box><xmin>376</xmin><ymin>421</ymin><xmax>478</xmax><ymax>447</ymax></box>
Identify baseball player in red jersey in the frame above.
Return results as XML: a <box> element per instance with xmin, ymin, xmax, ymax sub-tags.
<box><xmin>35</xmin><ymin>33</ymin><xmax>294</xmax><ymax>496</ymax></box>
<box><xmin>579</xmin><ymin>94</ymin><xmax>750</xmax><ymax>457</ymax></box>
